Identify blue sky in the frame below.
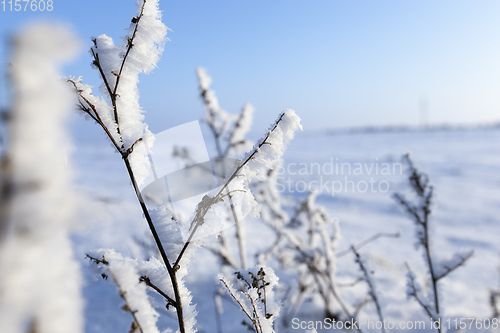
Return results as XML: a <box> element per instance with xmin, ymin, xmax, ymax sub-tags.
<box><xmin>1</xmin><ymin>0</ymin><xmax>500</xmax><ymax>134</ymax></box>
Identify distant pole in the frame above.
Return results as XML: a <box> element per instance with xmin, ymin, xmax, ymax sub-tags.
<box><xmin>419</xmin><ymin>97</ymin><xmax>429</xmax><ymax>129</ymax></box>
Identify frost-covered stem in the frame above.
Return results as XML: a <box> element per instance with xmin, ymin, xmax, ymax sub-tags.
<box><xmin>86</xmin><ymin>255</ymin><xmax>144</xmax><ymax>333</ymax></box>
<box><xmin>262</xmin><ymin>210</ymin><xmax>356</xmax><ymax>328</ymax></box>
<box><xmin>214</xmin><ymin>126</ymin><xmax>247</xmax><ymax>269</ymax></box>
<box><xmin>308</xmin><ymin>264</ymin><xmax>334</xmax><ymax>316</ymax></box>
<box><xmin>207</xmin><ymin>247</ymin><xmax>238</xmax><ymax>270</ymax></box>
<box><xmin>231</xmin><ymin>202</ymin><xmax>247</xmax><ymax>269</ymax></box>
<box><xmin>294</xmin><ymin>244</ymin><xmax>359</xmax><ymax>331</ymax></box>
<box><xmin>422</xmin><ymin>198</ymin><xmax>441</xmax><ymax>320</ymax></box>
<box><xmin>256</xmin><ymin>234</ymin><xmax>283</xmax><ymax>263</ymax></box>
<box><xmin>395</xmin><ymin>155</ymin><xmax>441</xmax><ymax>333</ymax></box>
<box><xmin>208</xmin><ymin>122</ymin><xmax>224</xmax><ymax>158</ymax></box>
<box><xmin>286</xmin><ymin>286</ymin><xmax>308</xmax><ymax>323</ymax></box>
<box><xmin>336</xmin><ymin>232</ymin><xmax>400</xmax><ymax>258</ymax></box>
<box><xmin>405</xmin><ymin>263</ymin><xmax>437</xmax><ymax>320</ymax></box>
<box><xmin>353</xmin><ymin>299</ymin><xmax>371</xmax><ymax>320</ymax></box>
<box><xmin>175</xmin><ymin>113</ymin><xmax>288</xmax><ymax>267</ymax></box>
<box><xmin>139</xmin><ymin>276</ymin><xmax>177</xmax><ymax>309</ymax></box>
<box><xmin>68</xmin><ymin>79</ymin><xmax>122</xmax><ymax>152</ymax></box>
<box><xmin>89</xmin><ymin>0</ymin><xmax>147</xmax><ymax>140</ymax></box>
<box><xmin>113</xmin><ymin>0</ymin><xmax>145</xmax><ymax>131</ymax></box>
<box><xmin>435</xmin><ymin>252</ymin><xmax>473</xmax><ymax>280</ymax></box>
<box><xmin>337</xmin><ymin>278</ymin><xmax>364</xmax><ymax>288</ymax></box>
<box><xmin>219</xmin><ymin>279</ymin><xmax>259</xmax><ymax>332</ymax></box>
<box><xmin>213</xmin><ymin>292</ymin><xmax>223</xmax><ymax>333</ymax></box>
<box><xmin>70</xmin><ymin>78</ymin><xmax>187</xmax><ymax>333</ymax></box>
<box><xmin>201</xmin><ymin>95</ymin><xmax>247</xmax><ymax>269</ymax></box>
<box><xmin>313</xmin><ymin>260</ymin><xmax>359</xmax><ymax>330</ymax></box>
<box><xmin>90</xmin><ymin>48</ymin><xmax>114</xmax><ymax>110</ymax></box>
<box><xmin>246</xmin><ymin>294</ymin><xmax>263</xmax><ymax>333</ymax></box>
<box><xmin>73</xmin><ymin>80</ymin><xmax>187</xmax><ymax>332</ymax></box>
<box><xmin>223</xmin><ymin>108</ymin><xmax>247</xmax><ymax>157</ymax></box>
<box><xmin>396</xmin><ymin>187</ymin><xmax>440</xmax><ymax>320</ymax></box>
<box><xmin>111</xmin><ymin>270</ymin><xmax>144</xmax><ymax>333</ymax></box>
<box><xmin>122</xmin><ymin>157</ymin><xmax>186</xmax><ymax>333</ymax></box>
<box><xmin>351</xmin><ymin>246</ymin><xmax>385</xmax><ymax>333</ymax></box>
<box><xmin>112</xmin><ymin>0</ymin><xmax>146</xmax><ymax>109</ymax></box>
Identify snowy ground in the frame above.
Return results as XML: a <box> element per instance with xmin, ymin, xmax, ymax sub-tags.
<box><xmin>72</xmin><ymin>123</ymin><xmax>500</xmax><ymax>333</ymax></box>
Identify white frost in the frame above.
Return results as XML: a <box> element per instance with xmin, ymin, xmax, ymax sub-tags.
<box><xmin>89</xmin><ymin>250</ymin><xmax>160</xmax><ymax>333</ymax></box>
<box><xmin>227</xmin><ymin>103</ymin><xmax>255</xmax><ymax>156</ymax></box>
<box><xmin>81</xmin><ymin>0</ymin><xmax>169</xmax><ymax>186</ymax></box>
<box><xmin>0</xmin><ymin>23</ymin><xmax>83</xmax><ymax>333</ymax></box>
<box><xmin>244</xmin><ymin>110</ymin><xmax>302</xmax><ymax>181</ymax></box>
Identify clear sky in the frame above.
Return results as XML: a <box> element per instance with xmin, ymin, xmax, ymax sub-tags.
<box><xmin>1</xmin><ymin>0</ymin><xmax>500</xmax><ymax>134</ymax></box>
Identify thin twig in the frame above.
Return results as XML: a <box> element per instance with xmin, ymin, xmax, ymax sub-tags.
<box><xmin>293</xmin><ymin>245</ymin><xmax>362</xmax><ymax>332</ymax></box>
<box><xmin>111</xmin><ymin>0</ymin><xmax>147</xmax><ymax>130</ymax></box>
<box><xmin>90</xmin><ymin>47</ymin><xmax>114</xmax><ymax>106</ymax></box>
<box><xmin>139</xmin><ymin>275</ymin><xmax>177</xmax><ymax>309</ymax></box>
<box><xmin>67</xmin><ymin>79</ymin><xmax>122</xmax><ymax>152</ymax></box>
<box><xmin>73</xmin><ymin>2</ymin><xmax>187</xmax><ymax>331</ymax></box>
<box><xmin>435</xmin><ymin>251</ymin><xmax>474</xmax><ymax>281</ymax></box>
<box><xmin>219</xmin><ymin>279</ymin><xmax>257</xmax><ymax>331</ymax></box>
<box><xmin>122</xmin><ymin>157</ymin><xmax>186</xmax><ymax>333</ymax></box>
<box><xmin>405</xmin><ymin>263</ymin><xmax>437</xmax><ymax>321</ymax></box>
<box><xmin>175</xmin><ymin>113</ymin><xmax>288</xmax><ymax>268</ymax></box>
<box><xmin>351</xmin><ymin>246</ymin><xmax>386</xmax><ymax>333</ymax></box>
<box><xmin>199</xmin><ymin>83</ymin><xmax>248</xmax><ymax>269</ymax></box>
<box><xmin>86</xmin><ymin>254</ymin><xmax>109</xmax><ymax>266</ymax></box>
<box><xmin>337</xmin><ymin>277</ymin><xmax>365</xmax><ymax>288</ymax></box>
<box><xmin>337</xmin><ymin>232</ymin><xmax>401</xmax><ymax>258</ymax></box>
<box><xmin>395</xmin><ymin>155</ymin><xmax>440</xmax><ymax>333</ymax></box>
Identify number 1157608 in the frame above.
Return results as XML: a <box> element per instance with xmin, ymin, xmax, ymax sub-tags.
<box><xmin>2</xmin><ymin>0</ymin><xmax>53</xmax><ymax>12</ymax></box>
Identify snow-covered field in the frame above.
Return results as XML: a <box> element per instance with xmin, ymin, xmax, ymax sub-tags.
<box><xmin>72</xmin><ymin>125</ymin><xmax>500</xmax><ymax>333</ymax></box>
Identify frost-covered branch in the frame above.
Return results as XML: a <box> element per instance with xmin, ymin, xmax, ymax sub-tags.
<box><xmin>196</xmin><ymin>68</ymin><xmax>255</xmax><ymax>270</ymax></box>
<box><xmin>174</xmin><ymin>110</ymin><xmax>302</xmax><ymax>269</ymax></box>
<box><xmin>224</xmin><ymin>103</ymin><xmax>255</xmax><ymax>157</ymax></box>
<box><xmin>351</xmin><ymin>247</ymin><xmax>385</xmax><ymax>333</ymax></box>
<box><xmin>67</xmin><ymin>78</ymin><xmax>122</xmax><ymax>152</ymax></box>
<box><xmin>394</xmin><ymin>154</ymin><xmax>440</xmax><ymax>329</ymax></box>
<box><xmin>219</xmin><ymin>267</ymin><xmax>280</xmax><ymax>333</ymax></box>
<box><xmin>139</xmin><ymin>276</ymin><xmax>177</xmax><ymax>309</ymax></box>
<box><xmin>434</xmin><ymin>251</ymin><xmax>474</xmax><ymax>281</ymax></box>
<box><xmin>86</xmin><ymin>254</ymin><xmax>153</xmax><ymax>333</ymax></box>
<box><xmin>405</xmin><ymin>263</ymin><xmax>437</xmax><ymax>321</ymax></box>
<box><xmin>256</xmin><ymin>190</ymin><xmax>362</xmax><ymax>330</ymax></box>
<box><xmin>68</xmin><ymin>1</ymin><xmax>194</xmax><ymax>331</ymax></box>
<box><xmin>395</xmin><ymin>154</ymin><xmax>473</xmax><ymax>333</ymax></box>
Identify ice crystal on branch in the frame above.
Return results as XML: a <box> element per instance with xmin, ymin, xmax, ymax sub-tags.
<box><xmin>219</xmin><ymin>266</ymin><xmax>281</xmax><ymax>333</ymax></box>
<box><xmin>244</xmin><ymin>110</ymin><xmax>302</xmax><ymax>182</ymax></box>
<box><xmin>74</xmin><ymin>0</ymin><xmax>168</xmax><ymax>187</ymax></box>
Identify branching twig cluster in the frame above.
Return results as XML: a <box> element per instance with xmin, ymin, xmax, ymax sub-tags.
<box><xmin>195</xmin><ymin>68</ymin><xmax>255</xmax><ymax>270</ymax></box>
<box><xmin>255</xmin><ymin>190</ymin><xmax>361</xmax><ymax>330</ymax></box>
<box><xmin>351</xmin><ymin>246</ymin><xmax>385</xmax><ymax>333</ymax></box>
<box><xmin>69</xmin><ymin>2</ymin><xmax>301</xmax><ymax>331</ymax></box>
<box><xmin>68</xmin><ymin>2</ymin><xmax>188</xmax><ymax>327</ymax></box>
<box><xmin>394</xmin><ymin>154</ymin><xmax>473</xmax><ymax>332</ymax></box>
<box><xmin>219</xmin><ymin>267</ymin><xmax>279</xmax><ymax>333</ymax></box>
